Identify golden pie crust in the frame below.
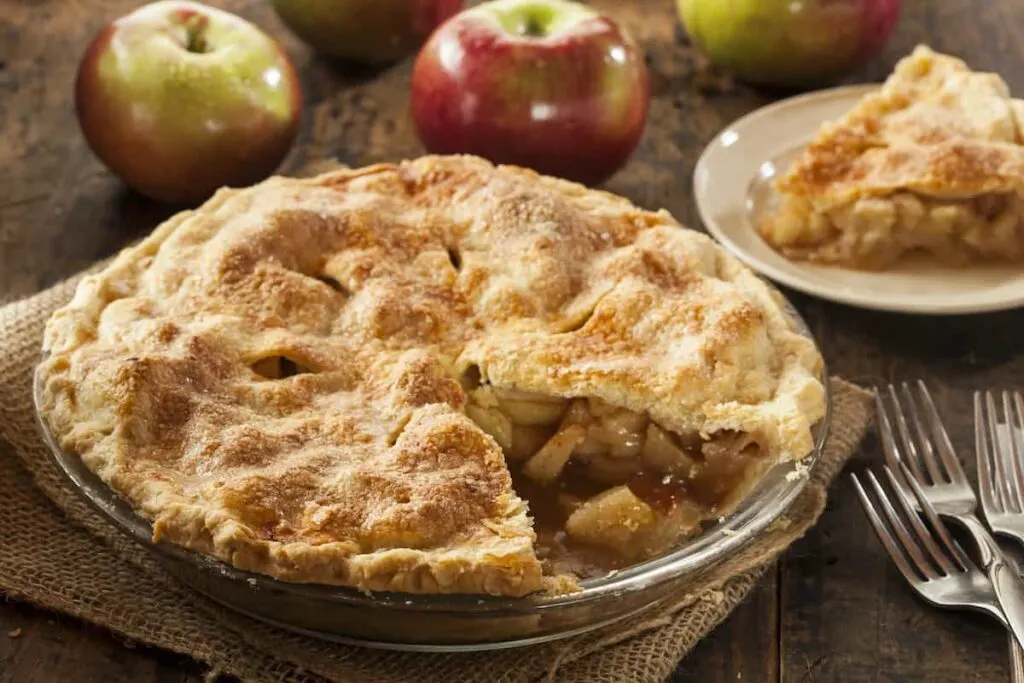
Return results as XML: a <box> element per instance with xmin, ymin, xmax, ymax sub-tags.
<box><xmin>760</xmin><ymin>45</ymin><xmax>1024</xmax><ymax>269</ymax></box>
<box><xmin>39</xmin><ymin>154</ymin><xmax>825</xmax><ymax>596</ymax></box>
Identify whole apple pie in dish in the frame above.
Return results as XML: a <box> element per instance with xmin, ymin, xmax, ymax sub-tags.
<box><xmin>759</xmin><ymin>45</ymin><xmax>1024</xmax><ymax>270</ymax></box>
<box><xmin>38</xmin><ymin>154</ymin><xmax>825</xmax><ymax>597</ymax></box>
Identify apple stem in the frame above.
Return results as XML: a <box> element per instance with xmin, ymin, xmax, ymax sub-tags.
<box><xmin>184</xmin><ymin>14</ymin><xmax>210</xmax><ymax>54</ymax></box>
<box><xmin>520</xmin><ymin>17</ymin><xmax>544</xmax><ymax>37</ymax></box>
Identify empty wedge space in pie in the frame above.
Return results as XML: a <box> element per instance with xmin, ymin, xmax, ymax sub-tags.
<box><xmin>37</xmin><ymin>154</ymin><xmax>825</xmax><ymax>597</ymax></box>
<box><xmin>758</xmin><ymin>45</ymin><xmax>1024</xmax><ymax>271</ymax></box>
<box><xmin>462</xmin><ymin>381</ymin><xmax>769</xmax><ymax>575</ymax></box>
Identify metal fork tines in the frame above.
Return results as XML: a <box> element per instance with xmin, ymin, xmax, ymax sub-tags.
<box><xmin>977</xmin><ymin>390</ymin><xmax>1024</xmax><ymax>544</ymax></box>
<box><xmin>976</xmin><ymin>389</ymin><xmax>1024</xmax><ymax>680</ymax></box>
<box><xmin>874</xmin><ymin>380</ymin><xmax>975</xmax><ymax>514</ymax></box>
<box><xmin>874</xmin><ymin>380</ymin><xmax>1024</xmax><ymax>651</ymax></box>
<box><xmin>851</xmin><ymin>464</ymin><xmax>1008</xmax><ymax>627</ymax></box>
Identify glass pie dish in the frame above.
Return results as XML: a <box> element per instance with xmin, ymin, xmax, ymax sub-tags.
<box><xmin>33</xmin><ymin>292</ymin><xmax>830</xmax><ymax>652</ymax></box>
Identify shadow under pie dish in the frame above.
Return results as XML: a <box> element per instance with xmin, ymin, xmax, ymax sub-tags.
<box><xmin>35</xmin><ymin>154</ymin><xmax>828</xmax><ymax>647</ymax></box>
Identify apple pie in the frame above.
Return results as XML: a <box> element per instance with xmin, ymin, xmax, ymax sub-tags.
<box><xmin>759</xmin><ymin>45</ymin><xmax>1024</xmax><ymax>270</ymax></box>
<box><xmin>38</xmin><ymin>154</ymin><xmax>825</xmax><ymax>596</ymax></box>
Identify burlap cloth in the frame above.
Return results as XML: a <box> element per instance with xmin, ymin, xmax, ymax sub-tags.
<box><xmin>0</xmin><ymin>271</ymin><xmax>873</xmax><ymax>683</ymax></box>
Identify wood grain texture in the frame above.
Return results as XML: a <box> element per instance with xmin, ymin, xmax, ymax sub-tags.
<box><xmin>2</xmin><ymin>0</ymin><xmax>1023</xmax><ymax>680</ymax></box>
<box><xmin>0</xmin><ymin>599</ymin><xmax>204</xmax><ymax>683</ymax></box>
<box><xmin>670</xmin><ymin>567</ymin><xmax>779</xmax><ymax>683</ymax></box>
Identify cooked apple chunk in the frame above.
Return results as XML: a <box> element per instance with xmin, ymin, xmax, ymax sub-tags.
<box><xmin>564</xmin><ymin>486</ymin><xmax>656</xmax><ymax>550</ymax></box>
<box><xmin>522</xmin><ymin>424</ymin><xmax>587</xmax><ymax>484</ymax></box>
<box><xmin>641</xmin><ymin>423</ymin><xmax>701</xmax><ymax>474</ymax></box>
<box><xmin>464</xmin><ymin>404</ymin><xmax>513</xmax><ymax>452</ymax></box>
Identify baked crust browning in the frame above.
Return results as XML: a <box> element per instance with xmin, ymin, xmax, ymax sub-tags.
<box><xmin>39</xmin><ymin>154</ymin><xmax>824</xmax><ymax>596</ymax></box>
<box><xmin>760</xmin><ymin>45</ymin><xmax>1024</xmax><ymax>269</ymax></box>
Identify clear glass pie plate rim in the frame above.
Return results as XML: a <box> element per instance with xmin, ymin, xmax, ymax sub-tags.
<box><xmin>32</xmin><ymin>289</ymin><xmax>831</xmax><ymax>651</ymax></box>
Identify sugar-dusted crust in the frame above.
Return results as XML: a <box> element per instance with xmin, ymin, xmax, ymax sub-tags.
<box><xmin>39</xmin><ymin>154</ymin><xmax>825</xmax><ymax>596</ymax></box>
<box><xmin>776</xmin><ymin>45</ymin><xmax>1024</xmax><ymax>210</ymax></box>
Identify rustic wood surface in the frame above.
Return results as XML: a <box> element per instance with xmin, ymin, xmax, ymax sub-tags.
<box><xmin>2</xmin><ymin>0</ymin><xmax>1023</xmax><ymax>680</ymax></box>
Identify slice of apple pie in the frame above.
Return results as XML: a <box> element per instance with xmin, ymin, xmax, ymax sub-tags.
<box><xmin>759</xmin><ymin>45</ymin><xmax>1024</xmax><ymax>270</ymax></box>
<box><xmin>38</xmin><ymin>154</ymin><xmax>825</xmax><ymax>596</ymax></box>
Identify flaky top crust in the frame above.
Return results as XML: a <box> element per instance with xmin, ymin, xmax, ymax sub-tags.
<box><xmin>778</xmin><ymin>45</ymin><xmax>1024</xmax><ymax>210</ymax></box>
<box><xmin>38</xmin><ymin>154</ymin><xmax>825</xmax><ymax>596</ymax></box>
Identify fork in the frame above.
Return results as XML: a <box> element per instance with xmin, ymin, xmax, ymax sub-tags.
<box><xmin>851</xmin><ymin>463</ymin><xmax>1009</xmax><ymax>628</ymax></box>
<box><xmin>976</xmin><ymin>390</ymin><xmax>1024</xmax><ymax>544</ymax></box>
<box><xmin>977</xmin><ymin>389</ymin><xmax>1024</xmax><ymax>679</ymax></box>
<box><xmin>874</xmin><ymin>381</ymin><xmax>1024</xmax><ymax>650</ymax></box>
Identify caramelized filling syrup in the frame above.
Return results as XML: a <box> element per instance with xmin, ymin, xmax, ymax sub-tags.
<box><xmin>456</xmin><ymin>372</ymin><xmax>766</xmax><ymax>579</ymax></box>
<box><xmin>508</xmin><ymin>433</ymin><xmax>761</xmax><ymax>579</ymax></box>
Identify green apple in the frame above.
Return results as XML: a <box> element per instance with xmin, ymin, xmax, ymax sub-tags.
<box><xmin>75</xmin><ymin>1</ymin><xmax>303</xmax><ymax>204</ymax></box>
<box><xmin>677</xmin><ymin>0</ymin><xmax>900</xmax><ymax>88</ymax></box>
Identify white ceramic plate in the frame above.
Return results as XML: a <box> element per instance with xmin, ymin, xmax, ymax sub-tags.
<box><xmin>694</xmin><ymin>85</ymin><xmax>1024</xmax><ymax>315</ymax></box>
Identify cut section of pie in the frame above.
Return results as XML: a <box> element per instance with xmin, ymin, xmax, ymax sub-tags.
<box><xmin>38</xmin><ymin>154</ymin><xmax>825</xmax><ymax>596</ymax></box>
<box><xmin>759</xmin><ymin>45</ymin><xmax>1024</xmax><ymax>270</ymax></box>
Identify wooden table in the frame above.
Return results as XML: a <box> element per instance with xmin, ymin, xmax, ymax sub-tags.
<box><xmin>2</xmin><ymin>0</ymin><xmax>1023</xmax><ymax>680</ymax></box>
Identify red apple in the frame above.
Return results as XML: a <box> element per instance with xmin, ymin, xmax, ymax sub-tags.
<box><xmin>75</xmin><ymin>1</ymin><xmax>302</xmax><ymax>205</ymax></box>
<box><xmin>676</xmin><ymin>0</ymin><xmax>901</xmax><ymax>88</ymax></box>
<box><xmin>272</xmin><ymin>0</ymin><xmax>465</xmax><ymax>64</ymax></box>
<box><xmin>410</xmin><ymin>0</ymin><xmax>650</xmax><ymax>186</ymax></box>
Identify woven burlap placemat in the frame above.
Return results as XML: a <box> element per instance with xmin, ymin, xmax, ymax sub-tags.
<box><xmin>0</xmin><ymin>272</ymin><xmax>872</xmax><ymax>683</ymax></box>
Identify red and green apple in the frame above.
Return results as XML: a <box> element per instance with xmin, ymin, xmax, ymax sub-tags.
<box><xmin>410</xmin><ymin>0</ymin><xmax>651</xmax><ymax>186</ymax></box>
<box><xmin>75</xmin><ymin>1</ymin><xmax>303</xmax><ymax>205</ymax></box>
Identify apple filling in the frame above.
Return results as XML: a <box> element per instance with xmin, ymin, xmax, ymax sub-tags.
<box><xmin>463</xmin><ymin>382</ymin><xmax>767</xmax><ymax>576</ymax></box>
<box><xmin>760</xmin><ymin>191</ymin><xmax>1024</xmax><ymax>270</ymax></box>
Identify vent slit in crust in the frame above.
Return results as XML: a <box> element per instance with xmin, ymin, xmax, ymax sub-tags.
<box><xmin>388</xmin><ymin>413</ymin><xmax>412</xmax><ymax>448</ymax></box>
<box><xmin>562</xmin><ymin>308</ymin><xmax>595</xmax><ymax>333</ymax></box>
<box><xmin>447</xmin><ymin>247</ymin><xmax>462</xmax><ymax>271</ymax></box>
<box><xmin>251</xmin><ymin>355</ymin><xmax>314</xmax><ymax>380</ymax></box>
<box><xmin>314</xmin><ymin>273</ymin><xmax>348</xmax><ymax>295</ymax></box>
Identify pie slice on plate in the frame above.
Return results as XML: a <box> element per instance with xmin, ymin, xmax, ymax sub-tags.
<box><xmin>38</xmin><ymin>154</ymin><xmax>825</xmax><ymax>596</ymax></box>
<box><xmin>759</xmin><ymin>45</ymin><xmax>1024</xmax><ymax>270</ymax></box>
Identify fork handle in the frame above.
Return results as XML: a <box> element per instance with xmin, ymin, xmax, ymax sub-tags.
<box><xmin>1011</xmin><ymin>633</ymin><xmax>1024</xmax><ymax>683</ymax></box>
<box><xmin>993</xmin><ymin>558</ymin><xmax>1024</xmax><ymax>654</ymax></box>
<box><xmin>961</xmin><ymin>515</ymin><xmax>1024</xmax><ymax>652</ymax></box>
